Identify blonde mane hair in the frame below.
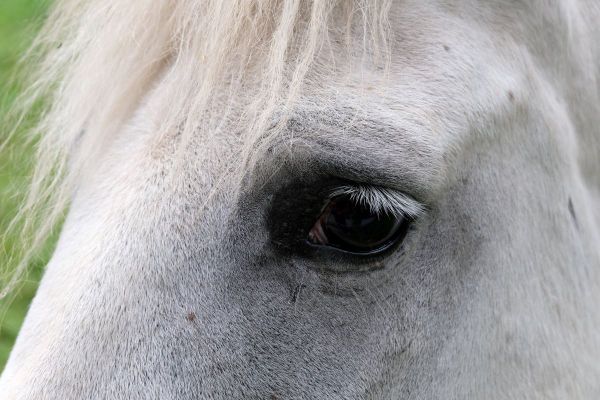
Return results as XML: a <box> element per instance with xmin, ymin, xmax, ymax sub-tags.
<box><xmin>1</xmin><ymin>0</ymin><xmax>391</xmax><ymax>297</ymax></box>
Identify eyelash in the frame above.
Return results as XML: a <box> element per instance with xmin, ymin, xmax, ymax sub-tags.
<box><xmin>327</xmin><ymin>184</ymin><xmax>425</xmax><ymax>219</ymax></box>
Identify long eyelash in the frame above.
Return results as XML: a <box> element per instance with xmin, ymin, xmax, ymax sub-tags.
<box><xmin>329</xmin><ymin>185</ymin><xmax>425</xmax><ymax>219</ymax></box>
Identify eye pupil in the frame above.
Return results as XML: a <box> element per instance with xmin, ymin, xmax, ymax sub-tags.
<box><xmin>308</xmin><ymin>195</ymin><xmax>410</xmax><ymax>254</ymax></box>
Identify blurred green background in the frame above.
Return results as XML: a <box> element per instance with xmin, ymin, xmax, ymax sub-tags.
<box><xmin>0</xmin><ymin>0</ymin><xmax>52</xmax><ymax>373</ymax></box>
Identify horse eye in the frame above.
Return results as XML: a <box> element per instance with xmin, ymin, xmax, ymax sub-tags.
<box><xmin>307</xmin><ymin>195</ymin><xmax>410</xmax><ymax>255</ymax></box>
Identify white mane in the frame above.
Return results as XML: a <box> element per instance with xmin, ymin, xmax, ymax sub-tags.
<box><xmin>2</xmin><ymin>0</ymin><xmax>391</xmax><ymax>296</ymax></box>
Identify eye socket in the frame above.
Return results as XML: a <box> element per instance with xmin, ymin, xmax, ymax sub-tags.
<box><xmin>307</xmin><ymin>194</ymin><xmax>411</xmax><ymax>255</ymax></box>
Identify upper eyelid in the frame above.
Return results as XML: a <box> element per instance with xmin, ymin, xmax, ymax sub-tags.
<box><xmin>328</xmin><ymin>184</ymin><xmax>425</xmax><ymax>219</ymax></box>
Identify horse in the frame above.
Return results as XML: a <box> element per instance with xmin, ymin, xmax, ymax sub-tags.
<box><xmin>1</xmin><ymin>0</ymin><xmax>600</xmax><ymax>398</ymax></box>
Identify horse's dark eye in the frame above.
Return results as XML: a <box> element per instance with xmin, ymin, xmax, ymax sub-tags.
<box><xmin>307</xmin><ymin>195</ymin><xmax>410</xmax><ymax>255</ymax></box>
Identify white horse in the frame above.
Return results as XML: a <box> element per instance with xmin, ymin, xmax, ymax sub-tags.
<box><xmin>1</xmin><ymin>0</ymin><xmax>600</xmax><ymax>398</ymax></box>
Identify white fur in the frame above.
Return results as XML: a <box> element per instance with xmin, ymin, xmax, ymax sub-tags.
<box><xmin>1</xmin><ymin>0</ymin><xmax>600</xmax><ymax>399</ymax></box>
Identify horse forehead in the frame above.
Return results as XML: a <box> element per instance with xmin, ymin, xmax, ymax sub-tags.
<box><xmin>94</xmin><ymin>0</ymin><xmax>571</xmax><ymax>199</ymax></box>
<box><xmin>143</xmin><ymin>1</ymin><xmax>548</xmax><ymax>172</ymax></box>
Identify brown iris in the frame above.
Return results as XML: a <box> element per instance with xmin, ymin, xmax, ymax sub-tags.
<box><xmin>307</xmin><ymin>195</ymin><xmax>409</xmax><ymax>255</ymax></box>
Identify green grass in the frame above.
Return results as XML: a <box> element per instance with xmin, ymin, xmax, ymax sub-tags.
<box><xmin>0</xmin><ymin>0</ymin><xmax>52</xmax><ymax>373</ymax></box>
